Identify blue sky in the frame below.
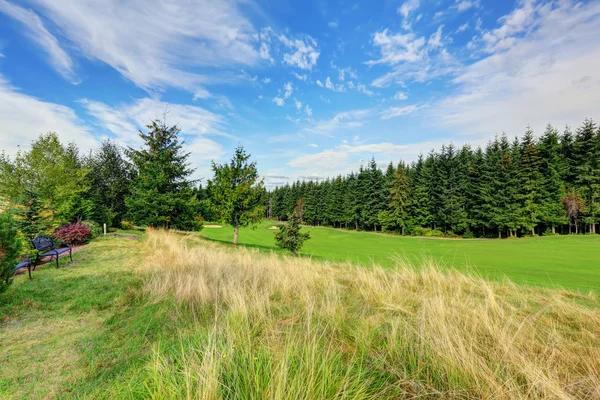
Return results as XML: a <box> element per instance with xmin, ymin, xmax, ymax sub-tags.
<box><xmin>1</xmin><ymin>0</ymin><xmax>599</xmax><ymax>187</ymax></box>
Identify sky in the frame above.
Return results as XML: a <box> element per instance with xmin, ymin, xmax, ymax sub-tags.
<box><xmin>1</xmin><ymin>0</ymin><xmax>599</xmax><ymax>188</ymax></box>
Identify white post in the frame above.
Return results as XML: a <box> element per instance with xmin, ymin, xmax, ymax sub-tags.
<box><xmin>103</xmin><ymin>223</ymin><xmax>107</xmax><ymax>235</ymax></box>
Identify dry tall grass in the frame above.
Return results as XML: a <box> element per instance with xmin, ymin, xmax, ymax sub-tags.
<box><xmin>141</xmin><ymin>229</ymin><xmax>600</xmax><ymax>399</ymax></box>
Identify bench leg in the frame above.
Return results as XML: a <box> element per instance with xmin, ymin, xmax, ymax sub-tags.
<box><xmin>28</xmin><ymin>265</ymin><xmax>32</xmax><ymax>280</ymax></box>
<box><xmin>69</xmin><ymin>248</ymin><xmax>73</xmax><ymax>263</ymax></box>
<box><xmin>55</xmin><ymin>255</ymin><xmax>59</xmax><ymax>269</ymax></box>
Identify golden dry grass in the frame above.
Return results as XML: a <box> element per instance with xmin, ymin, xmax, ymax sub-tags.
<box><xmin>140</xmin><ymin>229</ymin><xmax>600</xmax><ymax>399</ymax></box>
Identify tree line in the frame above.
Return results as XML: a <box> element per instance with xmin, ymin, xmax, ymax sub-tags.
<box><xmin>0</xmin><ymin>119</ymin><xmax>264</xmax><ymax>245</ymax></box>
<box><xmin>267</xmin><ymin>119</ymin><xmax>600</xmax><ymax>238</ymax></box>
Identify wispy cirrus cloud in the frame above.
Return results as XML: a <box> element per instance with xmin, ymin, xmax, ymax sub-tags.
<box><xmin>0</xmin><ymin>0</ymin><xmax>76</xmax><ymax>82</ymax></box>
<box><xmin>13</xmin><ymin>0</ymin><xmax>275</xmax><ymax>94</ymax></box>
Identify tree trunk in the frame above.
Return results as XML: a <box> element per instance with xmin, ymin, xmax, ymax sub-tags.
<box><xmin>552</xmin><ymin>224</ymin><xmax>555</xmax><ymax>234</ymax></box>
<box><xmin>531</xmin><ymin>227</ymin><xmax>535</xmax><ymax>236</ymax></box>
<box><xmin>233</xmin><ymin>223</ymin><xmax>239</xmax><ymax>245</ymax></box>
<box><xmin>498</xmin><ymin>230</ymin><xmax>501</xmax><ymax>239</ymax></box>
<box><xmin>401</xmin><ymin>226</ymin><xmax>405</xmax><ymax>235</ymax></box>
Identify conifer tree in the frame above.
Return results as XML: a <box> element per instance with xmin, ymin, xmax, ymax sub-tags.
<box><xmin>539</xmin><ymin>125</ymin><xmax>567</xmax><ymax>233</ymax></box>
<box><xmin>208</xmin><ymin>146</ymin><xmax>264</xmax><ymax>244</ymax></box>
<box><xmin>274</xmin><ymin>200</ymin><xmax>310</xmax><ymax>256</ymax></box>
<box><xmin>87</xmin><ymin>140</ymin><xmax>133</xmax><ymax>227</ymax></box>
<box><xmin>362</xmin><ymin>158</ymin><xmax>386</xmax><ymax>231</ymax></box>
<box><xmin>379</xmin><ymin>162</ymin><xmax>411</xmax><ymax>234</ymax></box>
<box><xmin>573</xmin><ymin>119</ymin><xmax>600</xmax><ymax>233</ymax></box>
<box><xmin>518</xmin><ymin>128</ymin><xmax>544</xmax><ymax>236</ymax></box>
<box><xmin>126</xmin><ymin>119</ymin><xmax>200</xmax><ymax>230</ymax></box>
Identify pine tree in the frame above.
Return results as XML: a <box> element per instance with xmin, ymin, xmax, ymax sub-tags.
<box><xmin>466</xmin><ymin>147</ymin><xmax>486</xmax><ymax>235</ymax></box>
<box><xmin>15</xmin><ymin>188</ymin><xmax>50</xmax><ymax>239</ymax></box>
<box><xmin>379</xmin><ymin>162</ymin><xmax>411</xmax><ymax>234</ymax></box>
<box><xmin>409</xmin><ymin>155</ymin><xmax>433</xmax><ymax>229</ymax></box>
<box><xmin>208</xmin><ymin>146</ymin><xmax>264</xmax><ymax>244</ymax></box>
<box><xmin>362</xmin><ymin>158</ymin><xmax>385</xmax><ymax>231</ymax></box>
<box><xmin>126</xmin><ymin>119</ymin><xmax>200</xmax><ymax>230</ymax></box>
<box><xmin>573</xmin><ymin>119</ymin><xmax>600</xmax><ymax>233</ymax></box>
<box><xmin>539</xmin><ymin>125</ymin><xmax>567</xmax><ymax>233</ymax></box>
<box><xmin>87</xmin><ymin>140</ymin><xmax>132</xmax><ymax>227</ymax></box>
<box><xmin>518</xmin><ymin>127</ymin><xmax>544</xmax><ymax>236</ymax></box>
<box><xmin>274</xmin><ymin>200</ymin><xmax>310</xmax><ymax>256</ymax></box>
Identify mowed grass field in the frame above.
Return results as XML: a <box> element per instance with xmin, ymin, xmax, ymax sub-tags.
<box><xmin>201</xmin><ymin>220</ymin><xmax>600</xmax><ymax>292</ymax></box>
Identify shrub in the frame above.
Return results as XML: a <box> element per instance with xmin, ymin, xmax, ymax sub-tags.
<box><xmin>1</xmin><ymin>209</ymin><xmax>21</xmax><ymax>292</ymax></box>
<box><xmin>410</xmin><ymin>226</ymin><xmax>446</xmax><ymax>237</ymax></box>
<box><xmin>462</xmin><ymin>229</ymin><xmax>475</xmax><ymax>239</ymax></box>
<box><xmin>54</xmin><ymin>221</ymin><xmax>91</xmax><ymax>245</ymax></box>
<box><xmin>82</xmin><ymin>220</ymin><xmax>102</xmax><ymax>238</ymax></box>
<box><xmin>121</xmin><ymin>220</ymin><xmax>135</xmax><ymax>230</ymax></box>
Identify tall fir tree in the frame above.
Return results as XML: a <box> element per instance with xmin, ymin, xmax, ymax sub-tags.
<box><xmin>539</xmin><ymin>124</ymin><xmax>567</xmax><ymax>233</ymax></box>
<box><xmin>126</xmin><ymin>119</ymin><xmax>200</xmax><ymax>230</ymax></box>
<box><xmin>208</xmin><ymin>146</ymin><xmax>265</xmax><ymax>244</ymax></box>
<box><xmin>518</xmin><ymin>127</ymin><xmax>544</xmax><ymax>236</ymax></box>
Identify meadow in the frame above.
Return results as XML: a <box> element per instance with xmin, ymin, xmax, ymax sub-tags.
<box><xmin>200</xmin><ymin>220</ymin><xmax>600</xmax><ymax>293</ymax></box>
<box><xmin>1</xmin><ymin>230</ymin><xmax>599</xmax><ymax>399</ymax></box>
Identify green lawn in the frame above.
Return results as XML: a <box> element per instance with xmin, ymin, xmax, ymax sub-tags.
<box><xmin>201</xmin><ymin>220</ymin><xmax>600</xmax><ymax>292</ymax></box>
<box><xmin>0</xmin><ymin>232</ymin><xmax>177</xmax><ymax>399</ymax></box>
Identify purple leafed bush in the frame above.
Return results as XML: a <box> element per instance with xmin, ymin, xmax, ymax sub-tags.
<box><xmin>54</xmin><ymin>221</ymin><xmax>92</xmax><ymax>245</ymax></box>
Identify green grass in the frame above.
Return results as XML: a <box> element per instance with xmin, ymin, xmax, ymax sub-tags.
<box><xmin>200</xmin><ymin>220</ymin><xmax>600</xmax><ymax>292</ymax></box>
<box><xmin>1</xmin><ymin>230</ymin><xmax>599</xmax><ymax>398</ymax></box>
<box><xmin>0</xmin><ymin>232</ymin><xmax>177</xmax><ymax>399</ymax></box>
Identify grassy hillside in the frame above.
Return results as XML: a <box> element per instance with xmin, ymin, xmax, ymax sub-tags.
<box><xmin>200</xmin><ymin>220</ymin><xmax>600</xmax><ymax>292</ymax></box>
<box><xmin>2</xmin><ymin>230</ymin><xmax>599</xmax><ymax>398</ymax></box>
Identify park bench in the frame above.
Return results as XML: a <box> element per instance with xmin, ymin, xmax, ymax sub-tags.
<box><xmin>31</xmin><ymin>235</ymin><xmax>72</xmax><ymax>268</ymax></box>
<box><xmin>7</xmin><ymin>256</ymin><xmax>33</xmax><ymax>282</ymax></box>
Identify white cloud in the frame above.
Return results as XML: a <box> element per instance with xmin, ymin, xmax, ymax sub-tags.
<box><xmin>193</xmin><ymin>87</ymin><xmax>212</xmax><ymax>100</ymax></box>
<box><xmin>292</xmin><ymin>72</ymin><xmax>308</xmax><ymax>81</ymax></box>
<box><xmin>304</xmin><ymin>109</ymin><xmax>371</xmax><ymax>136</ymax></box>
<box><xmin>398</xmin><ymin>0</ymin><xmax>420</xmax><ymax>30</ymax></box>
<box><xmin>259</xmin><ymin>42</ymin><xmax>274</xmax><ymax>64</ymax></box>
<box><xmin>456</xmin><ymin>0</ymin><xmax>479</xmax><ymax>12</ymax></box>
<box><xmin>434</xmin><ymin>0</ymin><xmax>600</xmax><ymax>138</ymax></box>
<box><xmin>81</xmin><ymin>97</ymin><xmax>228</xmax><ymax>145</ymax></box>
<box><xmin>23</xmin><ymin>0</ymin><xmax>263</xmax><ymax>92</ymax></box>
<box><xmin>263</xmin><ymin>77</ymin><xmax>271</xmax><ymax>84</ymax></box>
<box><xmin>0</xmin><ymin>0</ymin><xmax>76</xmax><ymax>82</ymax></box>
<box><xmin>328</xmin><ymin>19</ymin><xmax>339</xmax><ymax>29</ymax></box>
<box><xmin>478</xmin><ymin>0</ymin><xmax>539</xmax><ymax>53</ymax></box>
<box><xmin>316</xmin><ymin>80</ymin><xmax>323</xmax><ymax>87</ymax></box>
<box><xmin>304</xmin><ymin>104</ymin><xmax>313</xmax><ymax>117</ymax></box>
<box><xmin>356</xmin><ymin>84</ymin><xmax>375</xmax><ymax>96</ymax></box>
<box><xmin>320</xmin><ymin>95</ymin><xmax>331</xmax><ymax>103</ymax></box>
<box><xmin>380</xmin><ymin>104</ymin><xmax>421</xmax><ymax>119</ymax></box>
<box><xmin>308</xmin><ymin>143</ymin><xmax>318</xmax><ymax>148</ymax></box>
<box><xmin>0</xmin><ymin>75</ymin><xmax>97</xmax><ymax>154</ymax></box>
<box><xmin>278</xmin><ymin>33</ymin><xmax>320</xmax><ymax>70</ymax></box>
<box><xmin>80</xmin><ymin>96</ymin><xmax>227</xmax><ymax>178</ymax></box>
<box><xmin>286</xmin><ymin>115</ymin><xmax>300</xmax><ymax>124</ymax></box>
<box><xmin>368</xmin><ymin>28</ymin><xmax>458</xmax><ymax>87</ymax></box>
<box><xmin>428</xmin><ymin>25</ymin><xmax>444</xmax><ymax>49</ymax></box>
<box><xmin>325</xmin><ymin>76</ymin><xmax>345</xmax><ymax>92</ymax></box>
<box><xmin>283</xmin><ymin>81</ymin><xmax>294</xmax><ymax>98</ymax></box>
<box><xmin>288</xmin><ymin>150</ymin><xmax>349</xmax><ymax>176</ymax></box>
<box><xmin>295</xmin><ymin>99</ymin><xmax>303</xmax><ymax>110</ymax></box>
<box><xmin>457</xmin><ymin>23</ymin><xmax>469</xmax><ymax>33</ymax></box>
<box><xmin>367</xmin><ymin>30</ymin><xmax>426</xmax><ymax>65</ymax></box>
<box><xmin>393</xmin><ymin>91</ymin><xmax>408</xmax><ymax>100</ymax></box>
<box><xmin>273</xmin><ymin>96</ymin><xmax>285</xmax><ymax>106</ymax></box>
